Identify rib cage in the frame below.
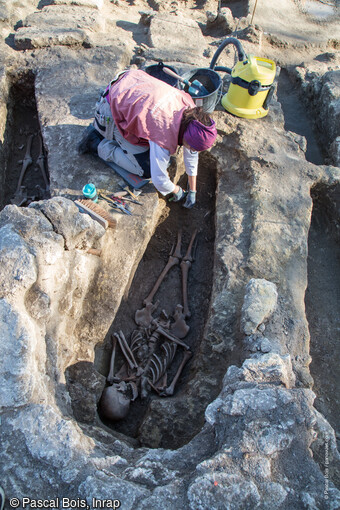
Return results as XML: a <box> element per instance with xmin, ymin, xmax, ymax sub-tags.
<box><xmin>148</xmin><ymin>341</ymin><xmax>177</xmax><ymax>384</ymax></box>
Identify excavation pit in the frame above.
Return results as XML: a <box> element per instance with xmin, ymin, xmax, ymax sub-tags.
<box><xmin>91</xmin><ymin>153</ymin><xmax>218</xmax><ymax>449</ymax></box>
<box><xmin>305</xmin><ymin>183</ymin><xmax>340</xmax><ymax>452</ymax></box>
<box><xmin>0</xmin><ymin>71</ymin><xmax>50</xmax><ymax>211</ymax></box>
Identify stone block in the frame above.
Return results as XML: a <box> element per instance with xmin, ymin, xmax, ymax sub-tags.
<box><xmin>137</xmin><ymin>481</ymin><xmax>186</xmax><ymax>510</ymax></box>
<box><xmin>0</xmin><ymin>300</ymin><xmax>39</xmax><ymax>407</ymax></box>
<box><xmin>329</xmin><ymin>136</ymin><xmax>340</xmax><ymax>166</ymax></box>
<box><xmin>29</xmin><ymin>197</ymin><xmax>105</xmax><ymax>251</ymax></box>
<box><xmin>7</xmin><ymin>404</ymin><xmax>94</xmax><ymax>472</ymax></box>
<box><xmin>66</xmin><ymin>361</ymin><xmax>106</xmax><ymax>424</ymax></box>
<box><xmin>206</xmin><ymin>8</ymin><xmax>236</xmax><ymax>35</ymax></box>
<box><xmin>0</xmin><ymin>203</ymin><xmax>53</xmax><ymax>237</ymax></box>
<box><xmin>79</xmin><ymin>473</ymin><xmax>149</xmax><ymax>508</ymax></box>
<box><xmin>0</xmin><ymin>224</ymin><xmax>37</xmax><ymax>299</ymax></box>
<box><xmin>242</xmin><ymin>353</ymin><xmax>295</xmax><ymax>388</ymax></box>
<box><xmin>188</xmin><ymin>473</ymin><xmax>261</xmax><ymax>510</ymax></box>
<box><xmin>52</xmin><ymin>0</ymin><xmax>104</xmax><ymax>8</ymax></box>
<box><xmin>146</xmin><ymin>13</ymin><xmax>206</xmax><ymax>64</ymax></box>
<box><xmin>241</xmin><ymin>278</ymin><xmax>278</xmax><ymax>335</ymax></box>
<box><xmin>318</xmin><ymin>71</ymin><xmax>340</xmax><ymax>147</ymax></box>
<box><xmin>14</xmin><ymin>6</ymin><xmax>105</xmax><ymax>50</ymax></box>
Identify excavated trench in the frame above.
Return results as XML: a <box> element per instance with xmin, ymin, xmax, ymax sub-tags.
<box><xmin>0</xmin><ymin>71</ymin><xmax>50</xmax><ymax>211</ymax></box>
<box><xmin>277</xmin><ymin>68</ymin><xmax>325</xmax><ymax>165</ymax></box>
<box><xmin>278</xmin><ymin>67</ymin><xmax>340</xmax><ymax>450</ymax></box>
<box><xmin>94</xmin><ymin>153</ymin><xmax>218</xmax><ymax>448</ymax></box>
<box><xmin>1</xmin><ymin>71</ymin><xmax>244</xmax><ymax>450</ymax></box>
<box><xmin>2</xmin><ymin>63</ymin><xmax>338</xmax><ymax>456</ymax></box>
<box><xmin>306</xmin><ymin>183</ymin><xmax>340</xmax><ymax>450</ymax></box>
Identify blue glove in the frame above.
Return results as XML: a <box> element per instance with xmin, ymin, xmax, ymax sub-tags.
<box><xmin>183</xmin><ymin>190</ymin><xmax>196</xmax><ymax>209</ymax></box>
<box><xmin>170</xmin><ymin>187</ymin><xmax>185</xmax><ymax>202</ymax></box>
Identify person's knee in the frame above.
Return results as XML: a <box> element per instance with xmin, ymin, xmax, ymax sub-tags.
<box><xmin>97</xmin><ymin>139</ymin><xmax>119</xmax><ymax>161</ymax></box>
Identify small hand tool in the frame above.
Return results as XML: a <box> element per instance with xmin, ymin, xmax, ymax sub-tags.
<box><xmin>11</xmin><ymin>134</ymin><xmax>34</xmax><ymax>206</ymax></box>
<box><xmin>36</xmin><ymin>135</ymin><xmax>50</xmax><ymax>197</ymax></box>
<box><xmin>102</xmin><ymin>192</ymin><xmax>135</xmax><ymax>211</ymax></box>
<box><xmin>113</xmin><ymin>202</ymin><xmax>132</xmax><ymax>215</ymax></box>
<box><xmin>99</xmin><ymin>193</ymin><xmax>132</xmax><ymax>215</ymax></box>
<box><xmin>112</xmin><ymin>194</ymin><xmax>141</xmax><ymax>205</ymax></box>
<box><xmin>97</xmin><ymin>188</ymin><xmax>127</xmax><ymax>197</ymax></box>
<box><xmin>101</xmin><ymin>191</ymin><xmax>142</xmax><ymax>206</ymax></box>
<box><xmin>118</xmin><ymin>179</ymin><xmax>139</xmax><ymax>201</ymax></box>
<box><xmin>113</xmin><ymin>197</ymin><xmax>132</xmax><ymax>215</ymax></box>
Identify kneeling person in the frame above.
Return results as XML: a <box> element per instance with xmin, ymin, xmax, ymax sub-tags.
<box><xmin>78</xmin><ymin>69</ymin><xmax>217</xmax><ymax>209</ymax></box>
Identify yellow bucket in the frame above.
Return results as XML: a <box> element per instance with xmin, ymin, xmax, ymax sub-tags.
<box><xmin>221</xmin><ymin>55</ymin><xmax>276</xmax><ymax>119</ymax></box>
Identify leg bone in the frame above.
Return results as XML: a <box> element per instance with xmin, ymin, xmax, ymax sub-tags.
<box><xmin>155</xmin><ymin>325</ymin><xmax>190</xmax><ymax>350</ymax></box>
<box><xmin>180</xmin><ymin>229</ymin><xmax>198</xmax><ymax>318</ymax></box>
<box><xmin>114</xmin><ymin>331</ymin><xmax>139</xmax><ymax>371</ymax></box>
<box><xmin>107</xmin><ymin>335</ymin><xmax>117</xmax><ymax>384</ymax></box>
<box><xmin>143</xmin><ymin>231</ymin><xmax>182</xmax><ymax>305</ymax></box>
<box><xmin>183</xmin><ymin>229</ymin><xmax>198</xmax><ymax>262</ymax></box>
<box><xmin>180</xmin><ymin>260</ymin><xmax>192</xmax><ymax>318</ymax></box>
<box><xmin>36</xmin><ymin>135</ymin><xmax>50</xmax><ymax>191</ymax></box>
<box><xmin>162</xmin><ymin>350</ymin><xmax>192</xmax><ymax>397</ymax></box>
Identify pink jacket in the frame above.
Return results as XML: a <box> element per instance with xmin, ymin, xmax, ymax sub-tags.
<box><xmin>109</xmin><ymin>69</ymin><xmax>195</xmax><ymax>155</ymax></box>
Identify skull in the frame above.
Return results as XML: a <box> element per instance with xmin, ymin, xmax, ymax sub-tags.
<box><xmin>99</xmin><ymin>381</ymin><xmax>131</xmax><ymax>421</ymax></box>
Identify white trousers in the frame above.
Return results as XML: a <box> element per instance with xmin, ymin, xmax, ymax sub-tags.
<box><xmin>94</xmin><ymin>95</ymin><xmax>149</xmax><ymax>177</ymax></box>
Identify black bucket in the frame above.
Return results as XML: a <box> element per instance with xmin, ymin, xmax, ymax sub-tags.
<box><xmin>144</xmin><ymin>62</ymin><xmax>180</xmax><ymax>88</ymax></box>
<box><xmin>180</xmin><ymin>68</ymin><xmax>222</xmax><ymax>113</ymax></box>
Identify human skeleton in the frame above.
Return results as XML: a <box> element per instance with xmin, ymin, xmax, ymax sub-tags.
<box><xmin>99</xmin><ymin>230</ymin><xmax>197</xmax><ymax>421</ymax></box>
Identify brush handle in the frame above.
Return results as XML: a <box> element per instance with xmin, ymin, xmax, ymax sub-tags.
<box><xmin>162</xmin><ymin>67</ymin><xmax>189</xmax><ymax>86</ymax></box>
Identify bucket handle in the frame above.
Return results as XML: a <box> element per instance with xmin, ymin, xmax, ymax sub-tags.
<box><xmin>156</xmin><ymin>61</ymin><xmax>180</xmax><ymax>74</ymax></box>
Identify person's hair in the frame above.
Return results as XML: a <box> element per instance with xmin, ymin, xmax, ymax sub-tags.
<box><xmin>180</xmin><ymin>107</ymin><xmax>212</xmax><ymax>131</ymax></box>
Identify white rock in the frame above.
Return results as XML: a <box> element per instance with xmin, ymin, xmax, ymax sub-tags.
<box><xmin>0</xmin><ymin>224</ymin><xmax>37</xmax><ymax>299</ymax></box>
<box><xmin>242</xmin><ymin>353</ymin><xmax>295</xmax><ymax>388</ymax></box>
<box><xmin>241</xmin><ymin>278</ymin><xmax>278</xmax><ymax>335</ymax></box>
<box><xmin>188</xmin><ymin>473</ymin><xmax>261</xmax><ymax>510</ymax></box>
<box><xmin>0</xmin><ymin>300</ymin><xmax>41</xmax><ymax>407</ymax></box>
